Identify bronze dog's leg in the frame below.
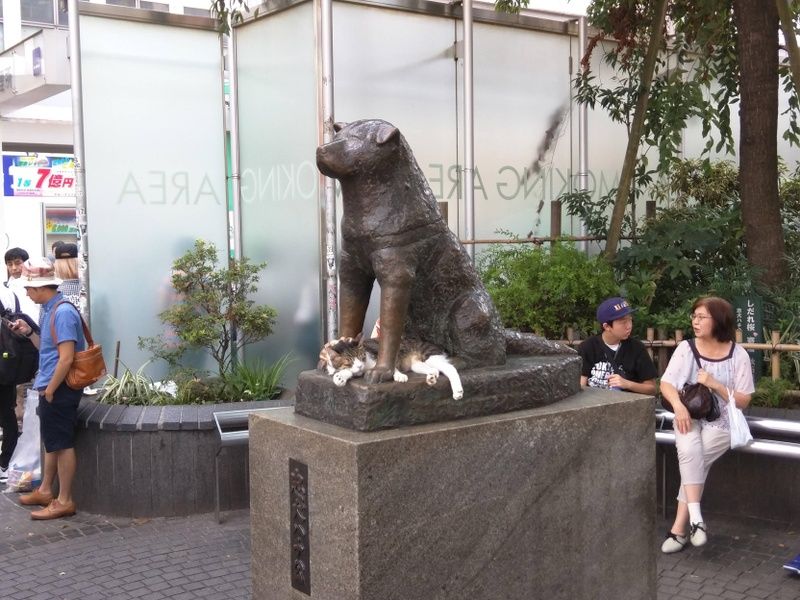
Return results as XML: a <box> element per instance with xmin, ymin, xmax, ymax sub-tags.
<box><xmin>337</xmin><ymin>245</ymin><xmax>373</xmax><ymax>340</ymax></box>
<box><xmin>364</xmin><ymin>282</ymin><xmax>411</xmax><ymax>384</ymax></box>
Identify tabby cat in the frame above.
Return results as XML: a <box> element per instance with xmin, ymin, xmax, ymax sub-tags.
<box><xmin>318</xmin><ymin>335</ymin><xmax>464</xmax><ymax>400</ymax></box>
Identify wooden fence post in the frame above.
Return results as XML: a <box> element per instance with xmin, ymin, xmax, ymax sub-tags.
<box><xmin>772</xmin><ymin>330</ymin><xmax>781</xmax><ymax>381</ymax></box>
<box><xmin>646</xmin><ymin>327</ymin><xmax>654</xmax><ymax>361</ymax></box>
<box><xmin>550</xmin><ymin>200</ymin><xmax>562</xmax><ymax>239</ymax></box>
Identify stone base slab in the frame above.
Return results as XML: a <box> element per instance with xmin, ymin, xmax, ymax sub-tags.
<box><xmin>294</xmin><ymin>354</ymin><xmax>581</xmax><ymax>431</ymax></box>
<box><xmin>250</xmin><ymin>390</ymin><xmax>656</xmax><ymax>600</ymax></box>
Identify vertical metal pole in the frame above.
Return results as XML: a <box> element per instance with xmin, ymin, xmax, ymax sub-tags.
<box><xmin>67</xmin><ymin>0</ymin><xmax>90</xmax><ymax>325</ymax></box>
<box><xmin>228</xmin><ymin>29</ymin><xmax>243</xmax><ymax>263</ymax></box>
<box><xmin>463</xmin><ymin>0</ymin><xmax>475</xmax><ymax>262</ymax></box>
<box><xmin>225</xmin><ymin>30</ymin><xmax>244</xmax><ymax>368</ymax></box>
<box><xmin>577</xmin><ymin>16</ymin><xmax>589</xmax><ymax>252</ymax></box>
<box><xmin>316</xmin><ymin>0</ymin><xmax>337</xmax><ymax>341</ymax></box>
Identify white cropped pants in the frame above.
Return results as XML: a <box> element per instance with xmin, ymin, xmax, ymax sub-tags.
<box><xmin>674</xmin><ymin>420</ymin><xmax>731</xmax><ymax>503</ymax></box>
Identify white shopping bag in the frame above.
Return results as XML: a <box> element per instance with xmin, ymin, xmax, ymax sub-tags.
<box><xmin>5</xmin><ymin>389</ymin><xmax>41</xmax><ymax>492</ymax></box>
<box><xmin>728</xmin><ymin>388</ymin><xmax>753</xmax><ymax>449</ymax></box>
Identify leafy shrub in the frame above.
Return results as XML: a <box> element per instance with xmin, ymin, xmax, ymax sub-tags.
<box><xmin>751</xmin><ymin>378</ymin><xmax>795</xmax><ymax>409</ymax></box>
<box><xmin>224</xmin><ymin>354</ymin><xmax>292</xmax><ymax>401</ymax></box>
<box><xmin>139</xmin><ymin>239</ymin><xmax>277</xmax><ymax>377</ymax></box>
<box><xmin>479</xmin><ymin>240</ymin><xmax>618</xmax><ymax>338</ymax></box>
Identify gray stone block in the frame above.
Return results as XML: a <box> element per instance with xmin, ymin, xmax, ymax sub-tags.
<box><xmin>161</xmin><ymin>406</ymin><xmax>182</xmax><ymax>431</ymax></box>
<box><xmin>112</xmin><ymin>433</ymin><xmax>133</xmax><ymax>516</ymax></box>
<box><xmin>196</xmin><ymin>405</ymin><xmax>217</xmax><ymax>430</ymax></box>
<box><xmin>180</xmin><ymin>405</ymin><xmax>199</xmax><ymax>431</ymax></box>
<box><xmin>100</xmin><ymin>404</ymin><xmax>126</xmax><ymax>430</ymax></box>
<box><xmin>251</xmin><ymin>391</ymin><xmax>656</xmax><ymax>600</ymax></box>
<box><xmin>171</xmin><ymin>431</ymin><xmax>198</xmax><ymax>516</ymax></box>
<box><xmin>150</xmin><ymin>432</ymin><xmax>175</xmax><ymax>517</ymax></box>
<box><xmin>295</xmin><ymin>354</ymin><xmax>580</xmax><ymax>431</ymax></box>
<box><xmin>85</xmin><ymin>402</ymin><xmax>111</xmax><ymax>429</ymax></box>
<box><xmin>130</xmin><ymin>431</ymin><xmax>154</xmax><ymax>517</ymax></box>
<box><xmin>139</xmin><ymin>406</ymin><xmax>162</xmax><ymax>431</ymax></box>
<box><xmin>116</xmin><ymin>406</ymin><xmax>143</xmax><ymax>432</ymax></box>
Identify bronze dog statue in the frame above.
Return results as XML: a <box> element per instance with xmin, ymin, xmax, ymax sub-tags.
<box><xmin>316</xmin><ymin>119</ymin><xmax>569</xmax><ymax>384</ymax></box>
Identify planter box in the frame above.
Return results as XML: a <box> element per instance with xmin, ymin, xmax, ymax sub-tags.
<box><xmin>71</xmin><ymin>397</ymin><xmax>293</xmax><ymax>518</ymax></box>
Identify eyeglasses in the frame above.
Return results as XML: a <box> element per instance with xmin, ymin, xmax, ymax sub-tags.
<box><xmin>690</xmin><ymin>314</ymin><xmax>711</xmax><ymax>321</ymax></box>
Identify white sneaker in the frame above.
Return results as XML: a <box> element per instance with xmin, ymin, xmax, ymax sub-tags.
<box><xmin>690</xmin><ymin>522</ymin><xmax>707</xmax><ymax>547</ymax></box>
<box><xmin>661</xmin><ymin>532</ymin><xmax>688</xmax><ymax>554</ymax></box>
<box><xmin>0</xmin><ymin>468</ymin><xmax>8</xmax><ymax>483</ymax></box>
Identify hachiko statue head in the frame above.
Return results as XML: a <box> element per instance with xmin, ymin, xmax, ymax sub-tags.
<box><xmin>316</xmin><ymin>119</ymin><xmax>508</xmax><ymax>384</ymax></box>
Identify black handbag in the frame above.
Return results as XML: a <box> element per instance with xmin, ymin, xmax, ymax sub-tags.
<box><xmin>661</xmin><ymin>339</ymin><xmax>720</xmax><ymax>421</ymax></box>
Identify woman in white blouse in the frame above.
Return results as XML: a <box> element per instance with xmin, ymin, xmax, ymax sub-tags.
<box><xmin>660</xmin><ymin>296</ymin><xmax>754</xmax><ymax>554</ymax></box>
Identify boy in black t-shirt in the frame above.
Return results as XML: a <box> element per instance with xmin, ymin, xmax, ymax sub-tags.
<box><xmin>578</xmin><ymin>297</ymin><xmax>657</xmax><ymax>394</ymax></box>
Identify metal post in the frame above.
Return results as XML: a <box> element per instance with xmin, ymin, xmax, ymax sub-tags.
<box><xmin>67</xmin><ymin>0</ymin><xmax>90</xmax><ymax>325</ymax></box>
<box><xmin>226</xmin><ymin>29</ymin><xmax>243</xmax><ymax>367</ymax></box>
<box><xmin>577</xmin><ymin>16</ymin><xmax>589</xmax><ymax>252</ymax></box>
<box><xmin>316</xmin><ymin>0</ymin><xmax>338</xmax><ymax>341</ymax></box>
<box><xmin>463</xmin><ymin>0</ymin><xmax>475</xmax><ymax>262</ymax></box>
<box><xmin>228</xmin><ymin>29</ymin><xmax>243</xmax><ymax>263</ymax></box>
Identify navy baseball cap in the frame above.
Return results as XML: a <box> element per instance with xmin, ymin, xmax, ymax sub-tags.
<box><xmin>596</xmin><ymin>297</ymin><xmax>636</xmax><ymax>324</ymax></box>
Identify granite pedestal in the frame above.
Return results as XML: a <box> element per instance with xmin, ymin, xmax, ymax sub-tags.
<box><xmin>250</xmin><ymin>389</ymin><xmax>656</xmax><ymax>600</ymax></box>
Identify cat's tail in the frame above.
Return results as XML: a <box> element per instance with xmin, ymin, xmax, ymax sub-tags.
<box><xmin>503</xmin><ymin>329</ymin><xmax>575</xmax><ymax>356</ymax></box>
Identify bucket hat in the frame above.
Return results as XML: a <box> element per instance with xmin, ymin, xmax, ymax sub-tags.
<box><xmin>21</xmin><ymin>258</ymin><xmax>62</xmax><ymax>288</ymax></box>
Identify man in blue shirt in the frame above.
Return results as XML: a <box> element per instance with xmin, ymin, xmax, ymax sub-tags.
<box><xmin>10</xmin><ymin>258</ymin><xmax>85</xmax><ymax>520</ymax></box>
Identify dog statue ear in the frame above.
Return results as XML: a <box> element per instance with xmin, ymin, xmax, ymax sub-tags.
<box><xmin>333</xmin><ymin>122</ymin><xmax>347</xmax><ymax>132</ymax></box>
<box><xmin>376</xmin><ymin>125</ymin><xmax>399</xmax><ymax>145</ymax></box>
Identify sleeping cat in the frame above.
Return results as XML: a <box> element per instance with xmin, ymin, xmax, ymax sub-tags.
<box><xmin>318</xmin><ymin>336</ymin><xmax>464</xmax><ymax>400</ymax></box>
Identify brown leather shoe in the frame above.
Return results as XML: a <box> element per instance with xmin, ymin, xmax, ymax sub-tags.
<box><xmin>19</xmin><ymin>487</ymin><xmax>54</xmax><ymax>507</ymax></box>
<box><xmin>30</xmin><ymin>499</ymin><xmax>77</xmax><ymax>520</ymax></box>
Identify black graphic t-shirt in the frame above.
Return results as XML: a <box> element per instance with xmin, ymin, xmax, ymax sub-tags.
<box><xmin>578</xmin><ymin>335</ymin><xmax>658</xmax><ymax>389</ymax></box>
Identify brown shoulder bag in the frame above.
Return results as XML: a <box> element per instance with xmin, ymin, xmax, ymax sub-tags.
<box><xmin>50</xmin><ymin>300</ymin><xmax>107</xmax><ymax>390</ymax></box>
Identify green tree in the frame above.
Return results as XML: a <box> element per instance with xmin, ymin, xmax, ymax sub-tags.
<box><xmin>139</xmin><ymin>240</ymin><xmax>277</xmax><ymax>376</ymax></box>
<box><xmin>570</xmin><ymin>0</ymin><xmax>796</xmax><ymax>286</ymax></box>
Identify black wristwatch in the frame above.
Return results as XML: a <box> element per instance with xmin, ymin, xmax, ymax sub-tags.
<box><xmin>24</xmin><ymin>329</ymin><xmax>33</xmax><ymax>338</ymax></box>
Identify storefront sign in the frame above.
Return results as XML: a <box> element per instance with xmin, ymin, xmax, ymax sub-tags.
<box><xmin>2</xmin><ymin>154</ymin><xmax>76</xmax><ymax>197</ymax></box>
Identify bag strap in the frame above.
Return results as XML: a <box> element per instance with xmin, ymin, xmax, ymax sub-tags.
<box><xmin>49</xmin><ymin>300</ymin><xmax>94</xmax><ymax>347</ymax></box>
<box><xmin>687</xmin><ymin>338</ymin><xmax>704</xmax><ymax>371</ymax></box>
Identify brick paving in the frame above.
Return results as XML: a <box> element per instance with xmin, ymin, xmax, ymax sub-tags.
<box><xmin>1</xmin><ymin>483</ymin><xmax>798</xmax><ymax>599</ymax></box>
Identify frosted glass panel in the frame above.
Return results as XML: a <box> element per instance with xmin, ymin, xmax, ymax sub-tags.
<box><xmin>81</xmin><ymin>16</ymin><xmax>228</xmax><ymax>376</ymax></box>
<box><xmin>334</xmin><ymin>3</ymin><xmax>458</xmax><ymax>232</ymax></box>
<box><xmin>237</xmin><ymin>5</ymin><xmax>319</xmax><ymax>380</ymax></box>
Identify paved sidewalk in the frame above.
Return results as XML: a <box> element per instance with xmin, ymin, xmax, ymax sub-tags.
<box><xmin>1</xmin><ymin>484</ymin><xmax>798</xmax><ymax>599</ymax></box>
<box><xmin>0</xmin><ymin>490</ymin><xmax>250</xmax><ymax>600</ymax></box>
<box><xmin>657</xmin><ymin>514</ymin><xmax>799</xmax><ymax>600</ymax></box>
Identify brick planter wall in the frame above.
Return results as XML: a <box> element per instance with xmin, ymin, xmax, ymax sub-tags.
<box><xmin>71</xmin><ymin>398</ymin><xmax>293</xmax><ymax>518</ymax></box>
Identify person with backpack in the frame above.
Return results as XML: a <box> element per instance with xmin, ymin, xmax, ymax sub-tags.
<box><xmin>0</xmin><ymin>279</ymin><xmax>37</xmax><ymax>482</ymax></box>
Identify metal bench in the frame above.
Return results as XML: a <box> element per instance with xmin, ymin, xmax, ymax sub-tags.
<box><xmin>654</xmin><ymin>408</ymin><xmax>800</xmax><ymax>517</ymax></box>
<box><xmin>213</xmin><ymin>405</ymin><xmax>289</xmax><ymax>523</ymax></box>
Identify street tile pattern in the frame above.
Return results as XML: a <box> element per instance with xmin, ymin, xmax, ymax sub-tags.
<box><xmin>0</xmin><ymin>492</ymin><xmax>250</xmax><ymax>600</ymax></box>
<box><xmin>1</xmin><ymin>485</ymin><xmax>798</xmax><ymax>599</ymax></box>
<box><xmin>657</xmin><ymin>515</ymin><xmax>799</xmax><ymax>600</ymax></box>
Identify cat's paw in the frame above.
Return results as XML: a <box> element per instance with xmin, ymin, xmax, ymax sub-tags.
<box><xmin>333</xmin><ymin>373</ymin><xmax>348</xmax><ymax>387</ymax></box>
<box><xmin>365</xmin><ymin>366</ymin><xmax>394</xmax><ymax>384</ymax></box>
<box><xmin>452</xmin><ymin>388</ymin><xmax>464</xmax><ymax>401</ymax></box>
<box><xmin>425</xmin><ymin>373</ymin><xmax>438</xmax><ymax>386</ymax></box>
<box><xmin>393</xmin><ymin>370</ymin><xmax>408</xmax><ymax>383</ymax></box>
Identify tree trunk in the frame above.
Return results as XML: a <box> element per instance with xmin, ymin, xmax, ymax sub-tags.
<box><xmin>733</xmin><ymin>0</ymin><xmax>787</xmax><ymax>287</ymax></box>
<box><xmin>603</xmin><ymin>0</ymin><xmax>669</xmax><ymax>260</ymax></box>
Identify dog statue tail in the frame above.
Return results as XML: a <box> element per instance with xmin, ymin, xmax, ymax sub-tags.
<box><xmin>504</xmin><ymin>330</ymin><xmax>576</xmax><ymax>356</ymax></box>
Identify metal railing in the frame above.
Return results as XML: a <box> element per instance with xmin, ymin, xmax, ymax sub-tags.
<box><xmin>654</xmin><ymin>408</ymin><xmax>800</xmax><ymax>517</ymax></box>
